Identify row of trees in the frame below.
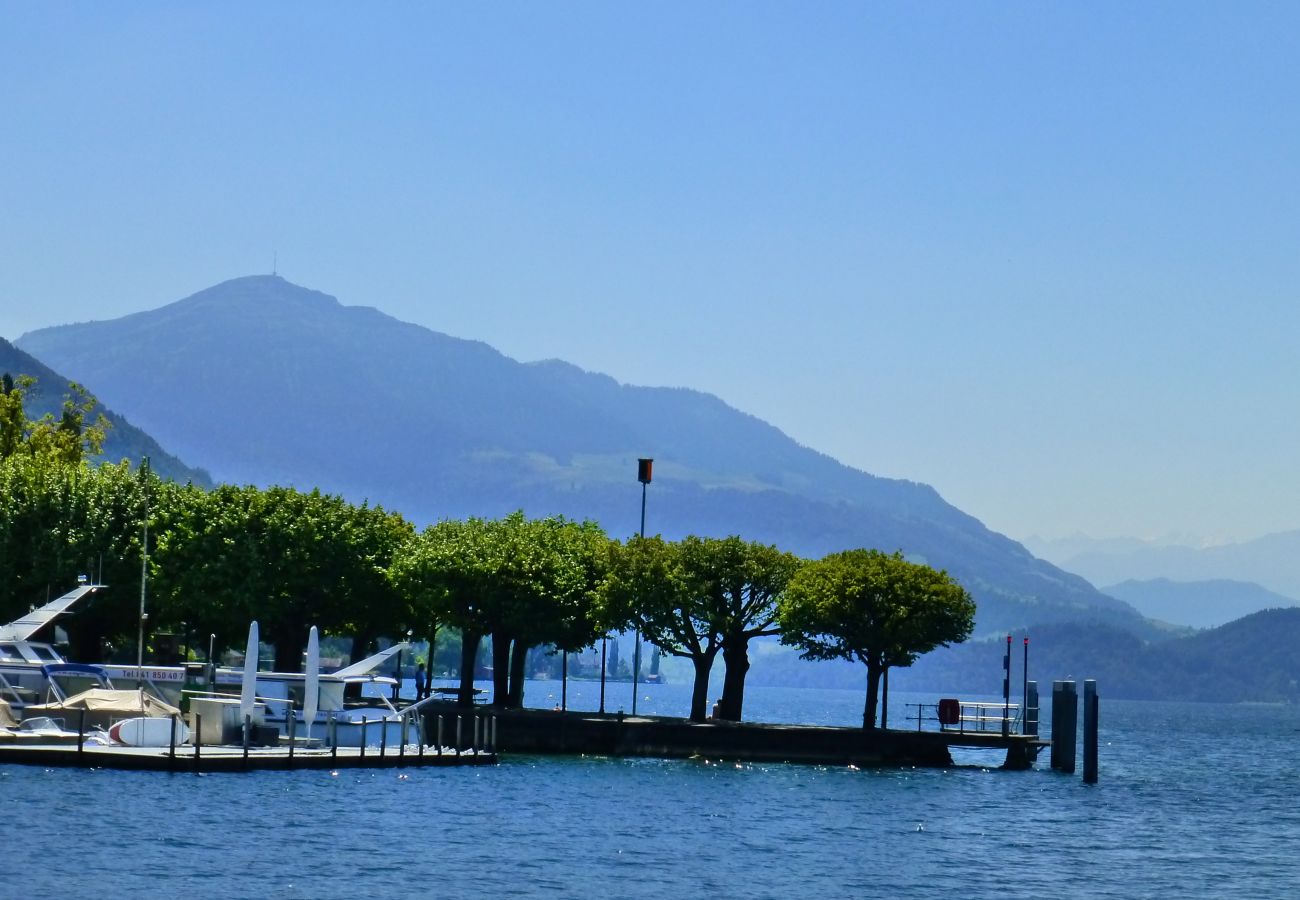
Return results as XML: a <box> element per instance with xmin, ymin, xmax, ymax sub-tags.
<box><xmin>1</xmin><ymin>374</ymin><xmax>976</xmax><ymax>729</ymax></box>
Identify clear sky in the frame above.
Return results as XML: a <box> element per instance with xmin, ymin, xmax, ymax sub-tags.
<box><xmin>3</xmin><ymin>3</ymin><xmax>1298</xmax><ymax>545</ymax></box>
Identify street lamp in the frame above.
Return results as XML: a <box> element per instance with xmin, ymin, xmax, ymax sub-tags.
<box><xmin>633</xmin><ymin>458</ymin><xmax>653</xmax><ymax>716</ymax></box>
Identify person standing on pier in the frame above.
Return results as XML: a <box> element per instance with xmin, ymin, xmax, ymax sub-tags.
<box><xmin>415</xmin><ymin>662</ymin><xmax>428</xmax><ymax>700</ymax></box>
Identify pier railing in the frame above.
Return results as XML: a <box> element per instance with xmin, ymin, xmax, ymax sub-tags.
<box><xmin>905</xmin><ymin>699</ymin><xmax>1038</xmax><ymax>736</ymax></box>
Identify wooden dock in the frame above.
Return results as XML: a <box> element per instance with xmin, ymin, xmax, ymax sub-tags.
<box><xmin>0</xmin><ymin>742</ymin><xmax>496</xmax><ymax>772</ymax></box>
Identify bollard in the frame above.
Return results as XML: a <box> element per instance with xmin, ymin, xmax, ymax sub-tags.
<box><xmin>1052</xmin><ymin>680</ymin><xmax>1078</xmax><ymax>774</ymax></box>
<box><xmin>1025</xmin><ymin>681</ymin><xmax>1039</xmax><ymax>737</ymax></box>
<box><xmin>1050</xmin><ymin>681</ymin><xmax>1063</xmax><ymax>769</ymax></box>
<box><xmin>1083</xmin><ymin>680</ymin><xmax>1099</xmax><ymax>784</ymax></box>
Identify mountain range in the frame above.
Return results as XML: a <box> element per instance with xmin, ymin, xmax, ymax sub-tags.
<box><xmin>1101</xmin><ymin>578</ymin><xmax>1297</xmax><ymax>630</ymax></box>
<box><xmin>14</xmin><ymin>274</ymin><xmax>1144</xmax><ymax>635</ymax></box>
<box><xmin>1027</xmin><ymin>531</ymin><xmax>1300</xmax><ymax>605</ymax></box>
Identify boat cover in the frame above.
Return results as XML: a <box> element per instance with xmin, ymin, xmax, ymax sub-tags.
<box><xmin>0</xmin><ymin>699</ymin><xmax>16</xmax><ymax>728</ymax></box>
<box><xmin>24</xmin><ymin>688</ymin><xmax>181</xmax><ymax>718</ymax></box>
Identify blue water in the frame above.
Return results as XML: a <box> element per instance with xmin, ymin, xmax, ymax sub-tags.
<box><xmin>7</xmin><ymin>681</ymin><xmax>1299</xmax><ymax>899</ymax></box>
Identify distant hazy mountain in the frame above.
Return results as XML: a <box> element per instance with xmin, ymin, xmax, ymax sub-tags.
<box><xmin>1100</xmin><ymin>578</ymin><xmax>1297</xmax><ymax>630</ymax></box>
<box><xmin>17</xmin><ymin>274</ymin><xmax>1143</xmax><ymax>634</ymax></box>
<box><xmin>0</xmin><ymin>336</ymin><xmax>211</xmax><ymax>486</ymax></box>
<box><xmin>1032</xmin><ymin>530</ymin><xmax>1300</xmax><ymax>602</ymax></box>
<box><xmin>751</xmin><ymin>609</ymin><xmax>1300</xmax><ymax>704</ymax></box>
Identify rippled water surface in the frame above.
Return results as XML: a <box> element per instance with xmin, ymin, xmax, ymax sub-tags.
<box><xmin>6</xmin><ymin>684</ymin><xmax>1299</xmax><ymax>899</ymax></box>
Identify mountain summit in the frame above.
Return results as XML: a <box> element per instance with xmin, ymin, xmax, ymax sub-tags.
<box><xmin>18</xmin><ymin>275</ymin><xmax>1138</xmax><ymax>632</ymax></box>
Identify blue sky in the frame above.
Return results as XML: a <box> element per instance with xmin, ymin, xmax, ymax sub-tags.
<box><xmin>3</xmin><ymin>3</ymin><xmax>1298</xmax><ymax>544</ymax></box>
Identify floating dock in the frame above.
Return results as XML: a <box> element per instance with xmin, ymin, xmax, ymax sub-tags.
<box><xmin>0</xmin><ymin>741</ymin><xmax>496</xmax><ymax>772</ymax></box>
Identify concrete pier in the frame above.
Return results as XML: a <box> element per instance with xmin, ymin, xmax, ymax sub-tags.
<box><xmin>487</xmin><ymin>708</ymin><xmax>1047</xmax><ymax>769</ymax></box>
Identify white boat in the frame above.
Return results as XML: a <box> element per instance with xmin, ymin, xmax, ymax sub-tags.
<box><xmin>200</xmin><ymin>639</ymin><xmax>422</xmax><ymax>748</ymax></box>
<box><xmin>0</xmin><ymin>582</ymin><xmax>186</xmax><ymax>716</ymax></box>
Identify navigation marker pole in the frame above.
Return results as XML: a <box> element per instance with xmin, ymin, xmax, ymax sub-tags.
<box><xmin>137</xmin><ymin>456</ymin><xmax>151</xmax><ymax>699</ymax></box>
<box><xmin>633</xmin><ymin>458</ymin><xmax>653</xmax><ymax>717</ymax></box>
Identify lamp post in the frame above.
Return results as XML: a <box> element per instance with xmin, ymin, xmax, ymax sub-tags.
<box><xmin>633</xmin><ymin>458</ymin><xmax>653</xmax><ymax>716</ymax></box>
<box><xmin>136</xmin><ymin>456</ymin><xmax>150</xmax><ymax>688</ymax></box>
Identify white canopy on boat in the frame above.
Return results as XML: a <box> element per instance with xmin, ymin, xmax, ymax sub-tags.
<box><xmin>25</xmin><ymin>687</ymin><xmax>180</xmax><ymax>718</ymax></box>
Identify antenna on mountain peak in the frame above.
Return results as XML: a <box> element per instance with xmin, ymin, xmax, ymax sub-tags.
<box><xmin>272</xmin><ymin>251</ymin><xmax>278</xmax><ymax>277</ymax></box>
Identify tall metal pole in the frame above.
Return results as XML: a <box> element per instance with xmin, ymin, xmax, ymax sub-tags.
<box><xmin>633</xmin><ymin>458</ymin><xmax>653</xmax><ymax>717</ymax></box>
<box><xmin>633</xmin><ymin>480</ymin><xmax>646</xmax><ymax>715</ymax></box>
<box><xmin>1022</xmin><ymin>636</ymin><xmax>1029</xmax><ymax>720</ymax></box>
<box><xmin>1002</xmin><ymin>633</ymin><xmax>1011</xmax><ymax>737</ymax></box>
<box><xmin>136</xmin><ymin>457</ymin><xmax>150</xmax><ymax>686</ymax></box>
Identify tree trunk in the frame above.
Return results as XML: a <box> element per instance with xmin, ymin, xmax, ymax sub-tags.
<box><xmin>862</xmin><ymin>661</ymin><xmax>882</xmax><ymax>730</ymax></box>
<box><xmin>458</xmin><ymin>631</ymin><xmax>480</xmax><ymax>708</ymax></box>
<box><xmin>881</xmin><ymin>666</ymin><xmax>889</xmax><ymax>730</ymax></box>
<box><xmin>490</xmin><ymin>632</ymin><xmax>512</xmax><ymax>707</ymax></box>
<box><xmin>688</xmin><ymin>649</ymin><xmax>719</xmax><ymax>722</ymax></box>
<box><xmin>349</xmin><ymin>630</ymin><xmax>375</xmax><ymax>664</ymax></box>
<box><xmin>507</xmin><ymin>641</ymin><xmax>529</xmax><ymax>707</ymax></box>
<box><xmin>273</xmin><ymin>627</ymin><xmax>307</xmax><ymax>672</ymax></box>
<box><xmin>717</xmin><ymin>638</ymin><xmax>751</xmax><ymax>722</ymax></box>
<box><xmin>425</xmin><ymin>626</ymin><xmax>438</xmax><ymax>675</ymax></box>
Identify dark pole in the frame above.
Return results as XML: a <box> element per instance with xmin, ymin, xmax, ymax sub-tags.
<box><xmin>1022</xmin><ymin>636</ymin><xmax>1029</xmax><ymax>727</ymax></box>
<box><xmin>633</xmin><ymin>458</ymin><xmax>653</xmax><ymax>716</ymax></box>
<box><xmin>1002</xmin><ymin>634</ymin><xmax>1011</xmax><ymax>737</ymax></box>
<box><xmin>599</xmin><ymin>638</ymin><xmax>607</xmax><ymax>714</ymax></box>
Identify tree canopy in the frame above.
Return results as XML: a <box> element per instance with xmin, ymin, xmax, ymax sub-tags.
<box><xmin>778</xmin><ymin>549</ymin><xmax>975</xmax><ymax>729</ymax></box>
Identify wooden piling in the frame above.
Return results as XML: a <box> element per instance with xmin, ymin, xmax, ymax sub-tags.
<box><xmin>1083</xmin><ymin>679</ymin><xmax>1098</xmax><ymax>784</ymax></box>
<box><xmin>1051</xmin><ymin>680</ymin><xmax>1077</xmax><ymax>774</ymax></box>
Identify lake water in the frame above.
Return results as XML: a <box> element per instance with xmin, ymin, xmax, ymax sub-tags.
<box><xmin>6</xmin><ymin>679</ymin><xmax>1299</xmax><ymax>899</ymax></box>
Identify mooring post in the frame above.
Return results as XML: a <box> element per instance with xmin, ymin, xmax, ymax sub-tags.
<box><xmin>1083</xmin><ymin>679</ymin><xmax>1098</xmax><ymax>784</ymax></box>
<box><xmin>456</xmin><ymin>715</ymin><xmax>463</xmax><ymax>756</ymax></box>
<box><xmin>78</xmin><ymin>707</ymin><xmax>86</xmax><ymax>758</ymax></box>
<box><xmin>418</xmin><ymin>715</ymin><xmax>425</xmax><ymax>758</ymax></box>
<box><xmin>288</xmin><ymin>709</ymin><xmax>296</xmax><ymax>763</ymax></box>
<box><xmin>331</xmin><ymin>719</ymin><xmax>338</xmax><ymax>761</ymax></box>
<box><xmin>1054</xmin><ymin>680</ymin><xmax>1078</xmax><ymax>774</ymax></box>
<box><xmin>491</xmin><ymin>715</ymin><xmax>497</xmax><ymax>753</ymax></box>
<box><xmin>437</xmin><ymin>714</ymin><xmax>444</xmax><ymax>757</ymax></box>
<box><xmin>169</xmin><ymin>715</ymin><xmax>177</xmax><ymax>763</ymax></box>
<box><xmin>473</xmin><ymin>714</ymin><xmax>481</xmax><ymax>753</ymax></box>
<box><xmin>380</xmin><ymin>718</ymin><xmax>388</xmax><ymax>757</ymax></box>
<box><xmin>1050</xmin><ymin>681</ymin><xmax>1063</xmax><ymax>769</ymax></box>
<box><xmin>243</xmin><ymin>714</ymin><xmax>251</xmax><ymax>761</ymax></box>
<box><xmin>361</xmin><ymin>717</ymin><xmax>368</xmax><ymax>758</ymax></box>
<box><xmin>194</xmin><ymin>714</ymin><xmax>202</xmax><ymax>762</ymax></box>
<box><xmin>1025</xmin><ymin>681</ymin><xmax>1039</xmax><ymax>737</ymax></box>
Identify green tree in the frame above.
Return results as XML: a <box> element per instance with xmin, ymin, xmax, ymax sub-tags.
<box><xmin>778</xmin><ymin>549</ymin><xmax>975</xmax><ymax>729</ymax></box>
<box><xmin>391</xmin><ymin>512</ymin><xmax>611</xmax><ymax>709</ymax></box>
<box><xmin>152</xmin><ymin>484</ymin><xmax>414</xmax><ymax>670</ymax></box>
<box><xmin>0</xmin><ymin>374</ymin><xmax>109</xmax><ymax>465</ymax></box>
<box><xmin>604</xmin><ymin>535</ymin><xmax>720</xmax><ymax>721</ymax></box>
<box><xmin>390</xmin><ymin>516</ymin><xmax>498</xmax><ymax>707</ymax></box>
<box><xmin>698</xmin><ymin>537</ymin><xmax>803</xmax><ymax>722</ymax></box>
